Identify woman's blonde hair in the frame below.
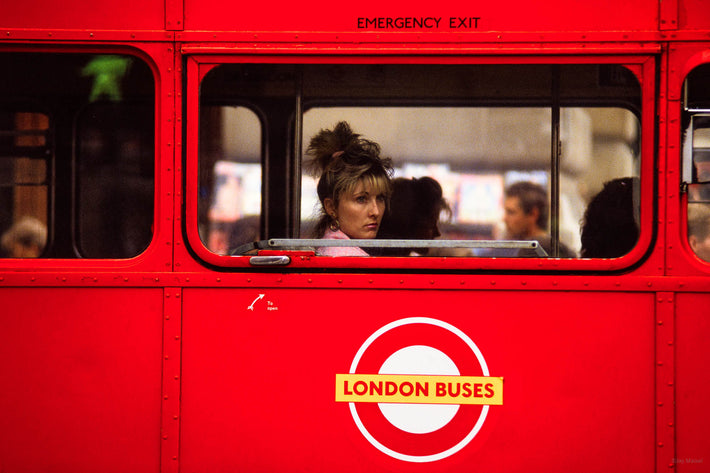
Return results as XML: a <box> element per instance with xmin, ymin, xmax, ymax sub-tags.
<box><xmin>305</xmin><ymin>121</ymin><xmax>393</xmax><ymax>237</ymax></box>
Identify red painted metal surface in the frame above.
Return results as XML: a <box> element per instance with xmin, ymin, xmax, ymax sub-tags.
<box><xmin>182</xmin><ymin>0</ymin><xmax>659</xmax><ymax>33</ymax></box>
<box><xmin>0</xmin><ymin>0</ymin><xmax>165</xmax><ymax>31</ymax></box>
<box><xmin>0</xmin><ymin>0</ymin><xmax>709</xmax><ymax>472</ymax></box>
<box><xmin>180</xmin><ymin>289</ymin><xmax>655</xmax><ymax>472</ymax></box>
<box><xmin>675</xmin><ymin>293</ymin><xmax>710</xmax><ymax>472</ymax></box>
<box><xmin>0</xmin><ymin>288</ymin><xmax>164</xmax><ymax>472</ymax></box>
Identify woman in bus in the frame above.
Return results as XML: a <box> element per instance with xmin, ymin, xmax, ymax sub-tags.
<box><xmin>306</xmin><ymin>121</ymin><xmax>393</xmax><ymax>256</ymax></box>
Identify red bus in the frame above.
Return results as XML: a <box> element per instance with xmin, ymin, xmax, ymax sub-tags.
<box><xmin>1</xmin><ymin>0</ymin><xmax>709</xmax><ymax>471</ymax></box>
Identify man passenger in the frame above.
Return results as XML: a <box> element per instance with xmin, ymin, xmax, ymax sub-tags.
<box><xmin>503</xmin><ymin>181</ymin><xmax>574</xmax><ymax>257</ymax></box>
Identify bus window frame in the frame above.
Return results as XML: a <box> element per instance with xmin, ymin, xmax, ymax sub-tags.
<box><xmin>0</xmin><ymin>44</ymin><xmax>168</xmax><ymax>271</ymax></box>
<box><xmin>184</xmin><ymin>53</ymin><xmax>657</xmax><ymax>272</ymax></box>
<box><xmin>679</xmin><ymin>59</ymin><xmax>710</xmax><ymax>269</ymax></box>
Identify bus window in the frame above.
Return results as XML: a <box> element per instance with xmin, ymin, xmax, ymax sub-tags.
<box><xmin>0</xmin><ymin>53</ymin><xmax>155</xmax><ymax>259</ymax></box>
<box><xmin>682</xmin><ymin>64</ymin><xmax>710</xmax><ymax>262</ymax></box>
<box><xmin>195</xmin><ymin>63</ymin><xmax>642</xmax><ymax>262</ymax></box>
<box><xmin>197</xmin><ymin>105</ymin><xmax>262</xmax><ymax>255</ymax></box>
<box><xmin>0</xmin><ymin>111</ymin><xmax>49</xmax><ymax>257</ymax></box>
<box><xmin>301</xmin><ymin>105</ymin><xmax>639</xmax><ymax>258</ymax></box>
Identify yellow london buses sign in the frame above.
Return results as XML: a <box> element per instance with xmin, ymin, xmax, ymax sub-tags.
<box><xmin>335</xmin><ymin>374</ymin><xmax>503</xmax><ymax>405</ymax></box>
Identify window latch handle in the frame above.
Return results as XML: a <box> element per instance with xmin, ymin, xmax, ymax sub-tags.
<box><xmin>248</xmin><ymin>255</ymin><xmax>291</xmax><ymax>266</ymax></box>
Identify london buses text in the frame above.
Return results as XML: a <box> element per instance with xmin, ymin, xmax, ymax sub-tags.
<box><xmin>345</xmin><ymin>380</ymin><xmax>495</xmax><ymax>398</ymax></box>
<box><xmin>335</xmin><ymin>374</ymin><xmax>503</xmax><ymax>405</ymax></box>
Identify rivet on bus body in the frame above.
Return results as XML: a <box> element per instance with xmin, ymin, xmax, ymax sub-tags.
<box><xmin>658</xmin><ymin>402</ymin><xmax>663</xmax><ymax>406</ymax></box>
<box><xmin>657</xmin><ymin>361</ymin><xmax>663</xmax><ymax>366</ymax></box>
<box><xmin>307</xmin><ymin>278</ymin><xmax>312</xmax><ymax>283</ymax></box>
<box><xmin>338</xmin><ymin>279</ymin><xmax>343</xmax><ymax>284</ymax></box>
<box><xmin>658</xmin><ymin>320</ymin><xmax>663</xmax><ymax>325</ymax></box>
<box><xmin>164</xmin><ymin>396</ymin><xmax>168</xmax><ymax>401</ymax></box>
<box><xmin>658</xmin><ymin>442</ymin><xmax>664</xmax><ymax>448</ymax></box>
<box><xmin>247</xmin><ymin>278</ymin><xmax>252</xmax><ymax>283</ymax></box>
<box><xmin>155</xmin><ymin>278</ymin><xmax>160</xmax><ymax>282</ymax></box>
<box><xmin>369</xmin><ymin>279</ymin><xmax>374</xmax><ymax>284</ymax></box>
<box><xmin>490</xmin><ymin>281</ymin><xmax>495</xmax><ymax>285</ymax></box>
<box><xmin>430</xmin><ymin>280</ymin><xmax>435</xmax><ymax>285</ymax></box>
<box><xmin>124</xmin><ymin>277</ymin><xmax>129</xmax><ymax>282</ymax></box>
<box><xmin>216</xmin><ymin>278</ymin><xmax>221</xmax><ymax>282</ymax></box>
<box><xmin>521</xmin><ymin>281</ymin><xmax>526</xmax><ymax>286</ymax></box>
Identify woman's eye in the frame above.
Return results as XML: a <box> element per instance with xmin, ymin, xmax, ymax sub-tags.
<box><xmin>356</xmin><ymin>195</ymin><xmax>367</xmax><ymax>203</ymax></box>
<box><xmin>376</xmin><ymin>195</ymin><xmax>386</xmax><ymax>203</ymax></box>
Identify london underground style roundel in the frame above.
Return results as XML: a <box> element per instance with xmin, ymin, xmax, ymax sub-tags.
<box><xmin>335</xmin><ymin>317</ymin><xmax>503</xmax><ymax>462</ymax></box>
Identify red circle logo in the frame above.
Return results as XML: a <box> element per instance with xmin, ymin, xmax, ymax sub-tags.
<box><xmin>337</xmin><ymin>317</ymin><xmax>501</xmax><ymax>462</ymax></box>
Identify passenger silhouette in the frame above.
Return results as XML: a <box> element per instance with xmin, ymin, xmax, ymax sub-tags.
<box><xmin>580</xmin><ymin>177</ymin><xmax>639</xmax><ymax>258</ymax></box>
<box><xmin>688</xmin><ymin>203</ymin><xmax>710</xmax><ymax>261</ymax></box>
<box><xmin>375</xmin><ymin>176</ymin><xmax>451</xmax><ymax>256</ymax></box>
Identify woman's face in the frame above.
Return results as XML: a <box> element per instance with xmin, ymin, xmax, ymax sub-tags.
<box><xmin>326</xmin><ymin>180</ymin><xmax>386</xmax><ymax>239</ymax></box>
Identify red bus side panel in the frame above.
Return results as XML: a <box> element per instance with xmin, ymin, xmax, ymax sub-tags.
<box><xmin>183</xmin><ymin>0</ymin><xmax>658</xmax><ymax>33</ymax></box>
<box><xmin>0</xmin><ymin>288</ymin><xmax>163</xmax><ymax>473</ymax></box>
<box><xmin>0</xmin><ymin>0</ymin><xmax>165</xmax><ymax>31</ymax></box>
<box><xmin>676</xmin><ymin>293</ymin><xmax>710</xmax><ymax>471</ymax></box>
<box><xmin>181</xmin><ymin>289</ymin><xmax>654</xmax><ymax>472</ymax></box>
